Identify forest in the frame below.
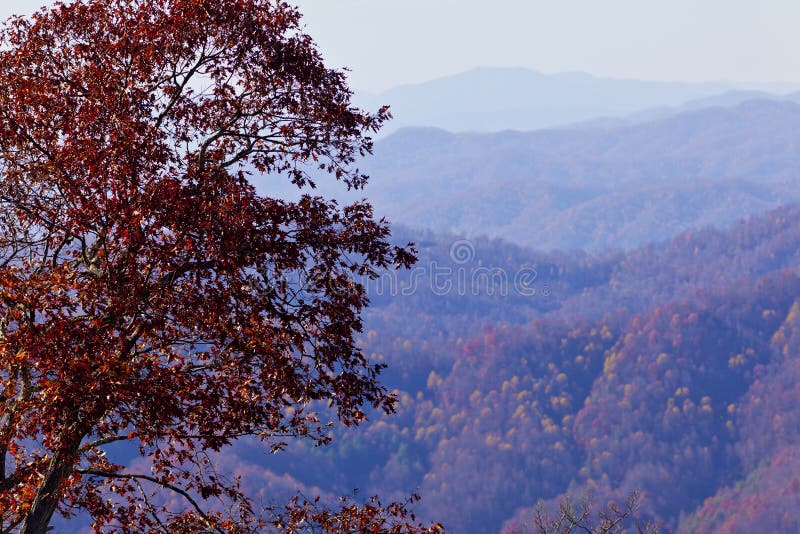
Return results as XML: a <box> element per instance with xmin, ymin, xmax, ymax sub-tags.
<box><xmin>237</xmin><ymin>205</ymin><xmax>800</xmax><ymax>532</ymax></box>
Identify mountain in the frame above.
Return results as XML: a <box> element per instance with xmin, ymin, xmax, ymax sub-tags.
<box><xmin>322</xmin><ymin>98</ymin><xmax>800</xmax><ymax>252</ymax></box>
<box><xmin>567</xmin><ymin>89</ymin><xmax>800</xmax><ymax>130</ymax></box>
<box><xmin>353</xmin><ymin>67</ymin><xmax>797</xmax><ymax>135</ymax></box>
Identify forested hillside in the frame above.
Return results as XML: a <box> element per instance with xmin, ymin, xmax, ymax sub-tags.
<box><xmin>228</xmin><ymin>204</ymin><xmax>800</xmax><ymax>533</ymax></box>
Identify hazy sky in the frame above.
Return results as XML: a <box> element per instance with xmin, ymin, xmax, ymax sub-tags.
<box><xmin>3</xmin><ymin>0</ymin><xmax>800</xmax><ymax>92</ymax></box>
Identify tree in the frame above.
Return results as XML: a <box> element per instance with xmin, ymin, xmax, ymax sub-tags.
<box><xmin>505</xmin><ymin>491</ymin><xmax>659</xmax><ymax>534</ymax></box>
<box><xmin>0</xmin><ymin>0</ymin><xmax>429</xmax><ymax>532</ymax></box>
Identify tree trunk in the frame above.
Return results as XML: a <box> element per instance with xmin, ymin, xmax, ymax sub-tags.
<box><xmin>20</xmin><ymin>450</ymin><xmax>75</xmax><ymax>534</ymax></box>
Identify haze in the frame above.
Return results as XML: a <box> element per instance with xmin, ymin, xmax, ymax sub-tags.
<box><xmin>4</xmin><ymin>0</ymin><xmax>800</xmax><ymax>92</ymax></box>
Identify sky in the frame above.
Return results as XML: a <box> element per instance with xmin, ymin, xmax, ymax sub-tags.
<box><xmin>3</xmin><ymin>0</ymin><xmax>800</xmax><ymax>93</ymax></box>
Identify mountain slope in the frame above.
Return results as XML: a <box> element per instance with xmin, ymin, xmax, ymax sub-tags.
<box><xmin>207</xmin><ymin>203</ymin><xmax>800</xmax><ymax>533</ymax></box>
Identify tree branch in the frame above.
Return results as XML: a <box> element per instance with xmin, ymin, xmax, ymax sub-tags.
<box><xmin>76</xmin><ymin>469</ymin><xmax>225</xmax><ymax>534</ymax></box>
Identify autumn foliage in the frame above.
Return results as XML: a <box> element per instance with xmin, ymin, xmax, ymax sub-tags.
<box><xmin>261</xmin><ymin>206</ymin><xmax>800</xmax><ymax>532</ymax></box>
<box><xmin>0</xmin><ymin>0</ymin><xmax>434</xmax><ymax>532</ymax></box>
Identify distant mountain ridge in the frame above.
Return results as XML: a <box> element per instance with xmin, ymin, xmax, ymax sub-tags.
<box><xmin>354</xmin><ymin>67</ymin><xmax>800</xmax><ymax>135</ymax></box>
<box><xmin>296</xmin><ymin>98</ymin><xmax>793</xmax><ymax>252</ymax></box>
<box><xmin>263</xmin><ymin>97</ymin><xmax>800</xmax><ymax>252</ymax></box>
<box><xmin>566</xmin><ymin>89</ymin><xmax>800</xmax><ymax>130</ymax></box>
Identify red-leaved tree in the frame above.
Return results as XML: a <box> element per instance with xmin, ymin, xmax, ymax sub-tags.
<box><xmin>0</xmin><ymin>1</ymin><xmax>435</xmax><ymax>532</ymax></box>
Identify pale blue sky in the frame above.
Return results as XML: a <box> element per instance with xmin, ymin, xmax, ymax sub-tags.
<box><xmin>4</xmin><ymin>0</ymin><xmax>799</xmax><ymax>92</ymax></box>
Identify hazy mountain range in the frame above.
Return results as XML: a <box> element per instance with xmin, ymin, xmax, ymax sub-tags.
<box><xmin>567</xmin><ymin>89</ymin><xmax>800</xmax><ymax>130</ymax></box>
<box><xmin>278</xmin><ymin>97</ymin><xmax>800</xmax><ymax>252</ymax></box>
<box><xmin>354</xmin><ymin>67</ymin><xmax>800</xmax><ymax>135</ymax></box>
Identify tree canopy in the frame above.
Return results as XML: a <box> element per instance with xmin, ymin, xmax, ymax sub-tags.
<box><xmin>0</xmin><ymin>0</ymin><xmax>423</xmax><ymax>531</ymax></box>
